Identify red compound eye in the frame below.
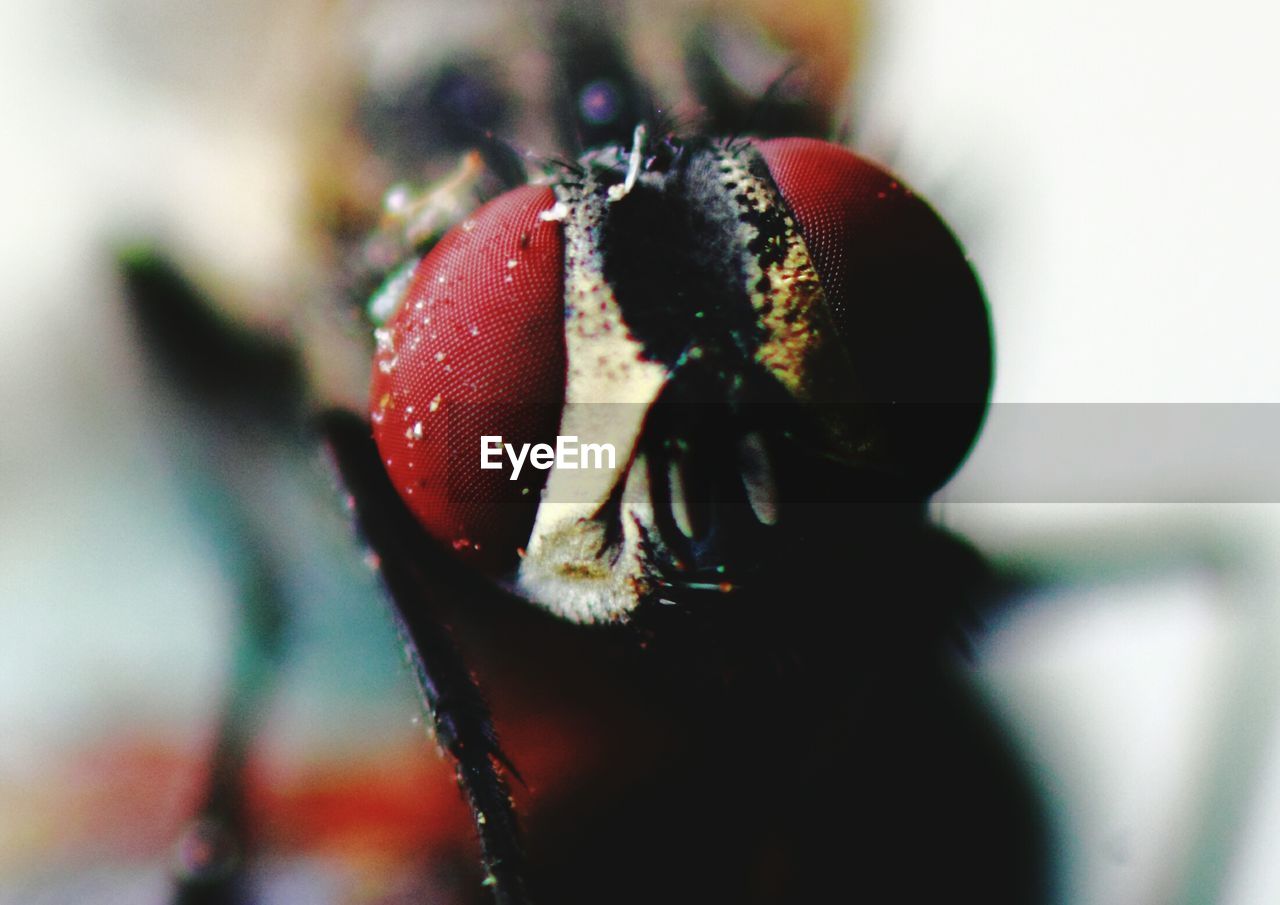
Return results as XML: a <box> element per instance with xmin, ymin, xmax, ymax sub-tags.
<box><xmin>756</xmin><ymin>138</ymin><xmax>993</xmax><ymax>492</ymax></box>
<box><xmin>370</xmin><ymin>185</ymin><xmax>566</xmax><ymax>572</ymax></box>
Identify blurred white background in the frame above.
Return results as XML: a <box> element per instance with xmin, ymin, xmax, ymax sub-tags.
<box><xmin>2</xmin><ymin>0</ymin><xmax>1279</xmax><ymax>902</ymax></box>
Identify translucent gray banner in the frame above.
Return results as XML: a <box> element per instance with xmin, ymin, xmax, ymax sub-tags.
<box><xmin>946</xmin><ymin>404</ymin><xmax>1280</xmax><ymax>503</ymax></box>
<box><xmin>415</xmin><ymin>402</ymin><xmax>1279</xmax><ymax>505</ymax></box>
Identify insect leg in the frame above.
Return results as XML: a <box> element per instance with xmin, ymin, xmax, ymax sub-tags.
<box><xmin>119</xmin><ymin>250</ymin><xmax>299</xmax><ymax>904</ymax></box>
<box><xmin>169</xmin><ymin>531</ymin><xmax>288</xmax><ymax>905</ymax></box>
<box><xmin>319</xmin><ymin>408</ymin><xmax>530</xmax><ymax>905</ymax></box>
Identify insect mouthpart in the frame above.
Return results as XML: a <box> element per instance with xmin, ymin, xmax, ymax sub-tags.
<box><xmin>516</xmin><ymin>133</ymin><xmax>897</xmax><ymax>623</ymax></box>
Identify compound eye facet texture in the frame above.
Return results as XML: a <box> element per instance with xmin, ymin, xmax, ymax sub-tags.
<box><xmin>756</xmin><ymin>137</ymin><xmax>993</xmax><ymax>493</ymax></box>
<box><xmin>371</xmin><ymin>185</ymin><xmax>566</xmax><ymax>572</ymax></box>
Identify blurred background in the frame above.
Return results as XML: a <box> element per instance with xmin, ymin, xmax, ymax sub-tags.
<box><xmin>2</xmin><ymin>0</ymin><xmax>1279</xmax><ymax>902</ymax></box>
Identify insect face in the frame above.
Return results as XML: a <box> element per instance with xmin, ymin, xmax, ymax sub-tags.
<box><xmin>370</xmin><ymin>132</ymin><xmax>991</xmax><ymax>623</ymax></box>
